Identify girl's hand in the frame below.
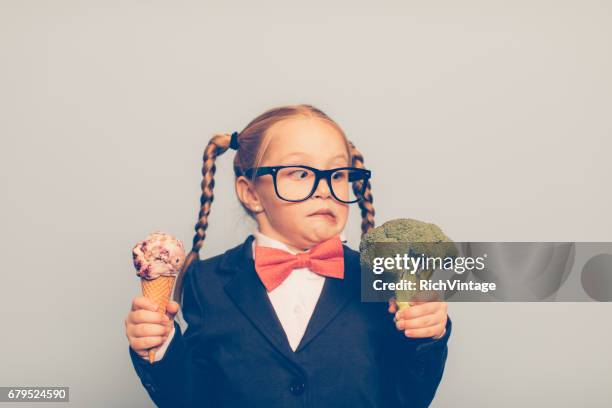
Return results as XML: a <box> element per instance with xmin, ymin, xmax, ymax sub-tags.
<box><xmin>124</xmin><ymin>296</ymin><xmax>180</xmax><ymax>358</ymax></box>
<box><xmin>388</xmin><ymin>295</ymin><xmax>448</xmax><ymax>340</ymax></box>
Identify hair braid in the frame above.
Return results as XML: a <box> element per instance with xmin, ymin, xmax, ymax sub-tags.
<box><xmin>348</xmin><ymin>140</ymin><xmax>375</xmax><ymax>236</ymax></box>
<box><xmin>172</xmin><ymin>133</ymin><xmax>234</xmax><ymax>306</ymax></box>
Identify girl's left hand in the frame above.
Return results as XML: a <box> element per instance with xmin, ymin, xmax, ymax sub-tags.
<box><xmin>388</xmin><ymin>296</ymin><xmax>448</xmax><ymax>340</ymax></box>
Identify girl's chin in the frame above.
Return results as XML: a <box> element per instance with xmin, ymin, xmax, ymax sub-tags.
<box><xmin>301</xmin><ymin>224</ymin><xmax>341</xmax><ymax>241</ymax></box>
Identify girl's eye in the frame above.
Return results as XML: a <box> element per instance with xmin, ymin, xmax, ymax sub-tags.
<box><xmin>333</xmin><ymin>171</ymin><xmax>347</xmax><ymax>180</ymax></box>
<box><xmin>288</xmin><ymin>170</ymin><xmax>309</xmax><ymax>179</ymax></box>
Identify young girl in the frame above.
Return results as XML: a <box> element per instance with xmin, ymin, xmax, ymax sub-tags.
<box><xmin>125</xmin><ymin>104</ymin><xmax>451</xmax><ymax>408</ymax></box>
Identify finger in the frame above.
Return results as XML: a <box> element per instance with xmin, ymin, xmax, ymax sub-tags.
<box><xmin>129</xmin><ymin>323</ymin><xmax>170</xmax><ymax>338</ymax></box>
<box><xmin>433</xmin><ymin>328</ymin><xmax>447</xmax><ymax>340</ymax></box>
<box><xmin>132</xmin><ymin>296</ymin><xmax>159</xmax><ymax>312</ymax></box>
<box><xmin>396</xmin><ymin>313</ymin><xmax>443</xmax><ymax>331</ymax></box>
<box><xmin>398</xmin><ymin>301</ymin><xmax>445</xmax><ymax>320</ymax></box>
<box><xmin>408</xmin><ymin>290</ymin><xmax>441</xmax><ymax>305</ymax></box>
<box><xmin>397</xmin><ymin>302</ymin><xmax>434</xmax><ymax>320</ymax></box>
<box><xmin>166</xmin><ymin>301</ymin><xmax>180</xmax><ymax>317</ymax></box>
<box><xmin>131</xmin><ymin>346</ymin><xmax>149</xmax><ymax>358</ymax></box>
<box><xmin>395</xmin><ymin>318</ymin><xmax>404</xmax><ymax>331</ymax></box>
<box><xmin>404</xmin><ymin>324</ymin><xmax>446</xmax><ymax>339</ymax></box>
<box><xmin>388</xmin><ymin>298</ymin><xmax>398</xmax><ymax>314</ymax></box>
<box><xmin>131</xmin><ymin>336</ymin><xmax>165</xmax><ymax>350</ymax></box>
<box><xmin>130</xmin><ymin>309</ymin><xmax>170</xmax><ymax>325</ymax></box>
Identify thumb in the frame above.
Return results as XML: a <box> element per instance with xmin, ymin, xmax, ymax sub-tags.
<box><xmin>165</xmin><ymin>300</ymin><xmax>180</xmax><ymax>319</ymax></box>
<box><xmin>388</xmin><ymin>297</ymin><xmax>398</xmax><ymax>314</ymax></box>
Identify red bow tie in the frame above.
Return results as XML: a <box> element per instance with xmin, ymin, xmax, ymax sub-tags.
<box><xmin>254</xmin><ymin>235</ymin><xmax>345</xmax><ymax>292</ymax></box>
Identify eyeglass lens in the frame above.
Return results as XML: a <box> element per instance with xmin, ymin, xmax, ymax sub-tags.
<box><xmin>275</xmin><ymin>167</ymin><xmax>367</xmax><ymax>202</ymax></box>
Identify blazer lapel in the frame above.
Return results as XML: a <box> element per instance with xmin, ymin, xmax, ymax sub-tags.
<box><xmin>222</xmin><ymin>235</ymin><xmax>356</xmax><ymax>358</ymax></box>
<box><xmin>222</xmin><ymin>235</ymin><xmax>298</xmax><ymax>366</ymax></box>
<box><xmin>294</xmin><ymin>244</ymin><xmax>354</xmax><ymax>353</ymax></box>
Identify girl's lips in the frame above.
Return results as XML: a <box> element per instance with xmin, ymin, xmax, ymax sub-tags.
<box><xmin>310</xmin><ymin>209</ymin><xmax>335</xmax><ymax>216</ymax></box>
<box><xmin>309</xmin><ymin>213</ymin><xmax>336</xmax><ymax>221</ymax></box>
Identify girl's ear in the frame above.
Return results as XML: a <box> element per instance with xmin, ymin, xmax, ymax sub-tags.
<box><xmin>235</xmin><ymin>176</ymin><xmax>262</xmax><ymax>213</ymax></box>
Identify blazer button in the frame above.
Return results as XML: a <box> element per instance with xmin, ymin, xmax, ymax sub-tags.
<box><xmin>289</xmin><ymin>379</ymin><xmax>305</xmax><ymax>396</ymax></box>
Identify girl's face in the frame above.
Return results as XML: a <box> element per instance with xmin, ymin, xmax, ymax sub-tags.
<box><xmin>237</xmin><ymin>117</ymin><xmax>350</xmax><ymax>252</ymax></box>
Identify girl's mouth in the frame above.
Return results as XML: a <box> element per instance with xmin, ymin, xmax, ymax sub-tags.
<box><xmin>309</xmin><ymin>211</ymin><xmax>336</xmax><ymax>221</ymax></box>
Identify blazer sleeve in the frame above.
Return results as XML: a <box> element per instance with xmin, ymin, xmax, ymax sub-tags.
<box><xmin>129</xmin><ymin>260</ymin><xmax>206</xmax><ymax>408</ymax></box>
<box><xmin>391</xmin><ymin>315</ymin><xmax>452</xmax><ymax>408</ymax></box>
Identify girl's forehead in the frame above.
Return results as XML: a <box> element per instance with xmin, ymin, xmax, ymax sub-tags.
<box><xmin>262</xmin><ymin>118</ymin><xmax>349</xmax><ymax>164</ymax></box>
<box><xmin>276</xmin><ymin>151</ymin><xmax>349</xmax><ymax>165</ymax></box>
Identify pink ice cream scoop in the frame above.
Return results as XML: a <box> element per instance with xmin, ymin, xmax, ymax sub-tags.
<box><xmin>132</xmin><ymin>231</ymin><xmax>186</xmax><ymax>280</ymax></box>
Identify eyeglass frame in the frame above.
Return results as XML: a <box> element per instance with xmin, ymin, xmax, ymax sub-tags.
<box><xmin>243</xmin><ymin>165</ymin><xmax>372</xmax><ymax>203</ymax></box>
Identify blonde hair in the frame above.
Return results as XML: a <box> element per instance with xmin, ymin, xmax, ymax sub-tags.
<box><xmin>172</xmin><ymin>104</ymin><xmax>375</xmax><ymax>305</ymax></box>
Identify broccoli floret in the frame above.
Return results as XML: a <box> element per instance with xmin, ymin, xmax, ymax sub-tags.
<box><xmin>359</xmin><ymin>218</ymin><xmax>457</xmax><ymax>309</ymax></box>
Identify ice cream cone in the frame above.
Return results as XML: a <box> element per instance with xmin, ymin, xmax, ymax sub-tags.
<box><xmin>141</xmin><ymin>275</ymin><xmax>176</xmax><ymax>363</ymax></box>
<box><xmin>132</xmin><ymin>231</ymin><xmax>186</xmax><ymax>363</ymax></box>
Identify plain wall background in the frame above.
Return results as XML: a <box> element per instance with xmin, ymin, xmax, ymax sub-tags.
<box><xmin>1</xmin><ymin>1</ymin><xmax>610</xmax><ymax>407</ymax></box>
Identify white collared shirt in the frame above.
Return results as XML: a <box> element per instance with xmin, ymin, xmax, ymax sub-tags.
<box><xmin>145</xmin><ymin>230</ymin><xmax>347</xmax><ymax>361</ymax></box>
<box><xmin>251</xmin><ymin>229</ymin><xmax>347</xmax><ymax>351</ymax></box>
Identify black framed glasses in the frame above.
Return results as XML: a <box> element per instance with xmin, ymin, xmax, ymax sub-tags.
<box><xmin>243</xmin><ymin>165</ymin><xmax>371</xmax><ymax>204</ymax></box>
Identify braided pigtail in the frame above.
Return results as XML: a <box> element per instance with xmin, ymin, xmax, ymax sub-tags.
<box><xmin>172</xmin><ymin>133</ymin><xmax>236</xmax><ymax>307</ymax></box>
<box><xmin>348</xmin><ymin>140</ymin><xmax>375</xmax><ymax>236</ymax></box>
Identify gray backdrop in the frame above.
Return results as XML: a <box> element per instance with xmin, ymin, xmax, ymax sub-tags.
<box><xmin>1</xmin><ymin>1</ymin><xmax>610</xmax><ymax>407</ymax></box>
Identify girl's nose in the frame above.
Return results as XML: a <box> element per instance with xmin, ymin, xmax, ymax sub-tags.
<box><xmin>312</xmin><ymin>177</ymin><xmax>332</xmax><ymax>199</ymax></box>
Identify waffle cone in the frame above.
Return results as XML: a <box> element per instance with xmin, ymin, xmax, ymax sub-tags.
<box><xmin>141</xmin><ymin>275</ymin><xmax>176</xmax><ymax>363</ymax></box>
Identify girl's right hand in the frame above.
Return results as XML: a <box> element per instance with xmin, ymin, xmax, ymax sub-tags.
<box><xmin>125</xmin><ymin>296</ymin><xmax>180</xmax><ymax>358</ymax></box>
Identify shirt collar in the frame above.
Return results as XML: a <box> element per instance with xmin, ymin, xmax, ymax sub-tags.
<box><xmin>251</xmin><ymin>228</ymin><xmax>347</xmax><ymax>260</ymax></box>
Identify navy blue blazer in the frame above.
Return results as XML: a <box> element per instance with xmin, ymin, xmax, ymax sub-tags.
<box><xmin>129</xmin><ymin>234</ymin><xmax>452</xmax><ymax>408</ymax></box>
